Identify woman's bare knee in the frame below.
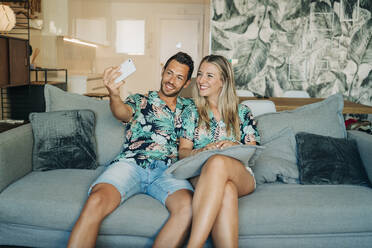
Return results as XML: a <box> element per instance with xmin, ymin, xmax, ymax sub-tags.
<box><xmin>201</xmin><ymin>155</ymin><xmax>230</xmax><ymax>176</ymax></box>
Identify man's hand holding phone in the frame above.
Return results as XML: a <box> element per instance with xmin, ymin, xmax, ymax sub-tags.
<box><xmin>103</xmin><ymin>59</ymin><xmax>136</xmax><ymax>97</ymax></box>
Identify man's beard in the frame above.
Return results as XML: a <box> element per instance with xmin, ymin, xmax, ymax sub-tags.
<box><xmin>160</xmin><ymin>82</ymin><xmax>184</xmax><ymax>97</ymax></box>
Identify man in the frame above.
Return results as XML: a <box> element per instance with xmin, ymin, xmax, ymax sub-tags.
<box><xmin>68</xmin><ymin>52</ymin><xmax>194</xmax><ymax>248</ymax></box>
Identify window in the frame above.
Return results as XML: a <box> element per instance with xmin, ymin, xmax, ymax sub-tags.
<box><xmin>116</xmin><ymin>20</ymin><xmax>145</xmax><ymax>55</ymax></box>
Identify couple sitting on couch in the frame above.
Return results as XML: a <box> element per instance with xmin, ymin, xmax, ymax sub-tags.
<box><xmin>67</xmin><ymin>52</ymin><xmax>261</xmax><ymax>248</ymax></box>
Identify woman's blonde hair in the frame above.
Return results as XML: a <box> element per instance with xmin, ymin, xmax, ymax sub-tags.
<box><xmin>192</xmin><ymin>55</ymin><xmax>240</xmax><ymax>140</ymax></box>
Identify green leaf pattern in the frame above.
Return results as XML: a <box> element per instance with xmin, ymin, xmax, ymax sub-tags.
<box><xmin>211</xmin><ymin>0</ymin><xmax>372</xmax><ymax>106</ymax></box>
<box><xmin>180</xmin><ymin>104</ymin><xmax>260</xmax><ymax>149</ymax></box>
<box><xmin>112</xmin><ymin>91</ymin><xmax>193</xmax><ymax>169</ymax></box>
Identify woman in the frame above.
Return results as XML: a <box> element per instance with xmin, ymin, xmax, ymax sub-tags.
<box><xmin>179</xmin><ymin>55</ymin><xmax>260</xmax><ymax>248</ymax></box>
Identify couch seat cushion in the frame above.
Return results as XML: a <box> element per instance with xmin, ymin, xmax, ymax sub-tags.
<box><xmin>0</xmin><ymin>169</ymin><xmax>169</xmax><ymax>237</ymax></box>
<box><xmin>238</xmin><ymin>184</ymin><xmax>372</xmax><ymax>236</ymax></box>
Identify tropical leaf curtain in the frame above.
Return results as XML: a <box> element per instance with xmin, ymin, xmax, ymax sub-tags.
<box><xmin>211</xmin><ymin>0</ymin><xmax>372</xmax><ymax>105</ymax></box>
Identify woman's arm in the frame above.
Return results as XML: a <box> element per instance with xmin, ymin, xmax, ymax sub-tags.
<box><xmin>179</xmin><ymin>138</ymin><xmax>225</xmax><ymax>159</ymax></box>
<box><xmin>179</xmin><ymin>138</ymin><xmax>197</xmax><ymax>159</ymax></box>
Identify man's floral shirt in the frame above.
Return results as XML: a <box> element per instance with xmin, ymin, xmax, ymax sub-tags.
<box><xmin>112</xmin><ymin>91</ymin><xmax>193</xmax><ymax>169</ymax></box>
<box><xmin>181</xmin><ymin>104</ymin><xmax>260</xmax><ymax>149</ymax></box>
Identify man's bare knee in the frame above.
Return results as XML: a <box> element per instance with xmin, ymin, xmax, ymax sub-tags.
<box><xmin>84</xmin><ymin>183</ymin><xmax>121</xmax><ymax>219</ymax></box>
<box><xmin>166</xmin><ymin>189</ymin><xmax>193</xmax><ymax>218</ymax></box>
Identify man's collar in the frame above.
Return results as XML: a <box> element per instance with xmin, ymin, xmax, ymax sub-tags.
<box><xmin>152</xmin><ymin>91</ymin><xmax>187</xmax><ymax>109</ymax></box>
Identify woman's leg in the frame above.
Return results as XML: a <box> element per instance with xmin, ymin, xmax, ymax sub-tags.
<box><xmin>187</xmin><ymin>155</ymin><xmax>255</xmax><ymax>248</ymax></box>
<box><xmin>211</xmin><ymin>181</ymin><xmax>238</xmax><ymax>248</ymax></box>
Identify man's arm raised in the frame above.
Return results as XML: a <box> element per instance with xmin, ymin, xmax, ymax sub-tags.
<box><xmin>103</xmin><ymin>66</ymin><xmax>133</xmax><ymax>122</ymax></box>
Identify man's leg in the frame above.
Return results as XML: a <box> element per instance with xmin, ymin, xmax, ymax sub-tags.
<box><xmin>148</xmin><ymin>162</ymin><xmax>194</xmax><ymax>248</ymax></box>
<box><xmin>68</xmin><ymin>161</ymin><xmax>142</xmax><ymax>248</ymax></box>
<box><xmin>153</xmin><ymin>189</ymin><xmax>193</xmax><ymax>248</ymax></box>
<box><xmin>67</xmin><ymin>183</ymin><xmax>121</xmax><ymax>248</ymax></box>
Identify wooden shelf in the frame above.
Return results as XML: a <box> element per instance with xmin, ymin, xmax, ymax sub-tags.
<box><xmin>30</xmin><ymin>81</ymin><xmax>66</xmax><ymax>85</ymax></box>
<box><xmin>0</xmin><ymin>82</ymin><xmax>29</xmax><ymax>88</ymax></box>
<box><xmin>239</xmin><ymin>97</ymin><xmax>372</xmax><ymax>114</ymax></box>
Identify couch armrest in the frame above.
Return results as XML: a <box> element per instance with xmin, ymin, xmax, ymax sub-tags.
<box><xmin>0</xmin><ymin>124</ymin><xmax>33</xmax><ymax>193</ymax></box>
<box><xmin>347</xmin><ymin>130</ymin><xmax>372</xmax><ymax>182</ymax></box>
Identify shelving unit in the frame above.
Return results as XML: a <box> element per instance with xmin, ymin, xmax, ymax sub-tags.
<box><xmin>0</xmin><ymin>0</ymin><xmax>67</xmax><ymax>122</ymax></box>
<box><xmin>30</xmin><ymin>68</ymin><xmax>68</xmax><ymax>85</ymax></box>
<box><xmin>0</xmin><ymin>0</ymin><xmax>31</xmax><ymax>121</ymax></box>
<box><xmin>0</xmin><ymin>0</ymin><xmax>30</xmax><ymax>41</ymax></box>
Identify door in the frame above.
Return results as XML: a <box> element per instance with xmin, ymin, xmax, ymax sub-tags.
<box><xmin>158</xmin><ymin>16</ymin><xmax>203</xmax><ymax>81</ymax></box>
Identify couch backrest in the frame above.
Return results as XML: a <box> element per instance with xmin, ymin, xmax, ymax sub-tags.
<box><xmin>44</xmin><ymin>84</ymin><xmax>126</xmax><ymax>166</ymax></box>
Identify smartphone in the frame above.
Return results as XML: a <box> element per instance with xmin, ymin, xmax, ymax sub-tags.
<box><xmin>114</xmin><ymin>59</ymin><xmax>136</xmax><ymax>83</ymax></box>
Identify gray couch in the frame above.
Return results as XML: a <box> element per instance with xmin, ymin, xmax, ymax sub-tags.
<box><xmin>1</xmin><ymin>85</ymin><xmax>372</xmax><ymax>248</ymax></box>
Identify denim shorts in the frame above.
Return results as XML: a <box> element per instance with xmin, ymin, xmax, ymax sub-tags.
<box><xmin>89</xmin><ymin>159</ymin><xmax>193</xmax><ymax>206</ymax></box>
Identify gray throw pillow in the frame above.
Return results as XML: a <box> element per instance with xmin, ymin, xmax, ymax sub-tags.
<box><xmin>254</xmin><ymin>94</ymin><xmax>346</xmax><ymax>183</ymax></box>
<box><xmin>29</xmin><ymin>110</ymin><xmax>98</xmax><ymax>171</ymax></box>
<box><xmin>295</xmin><ymin>132</ymin><xmax>370</xmax><ymax>186</ymax></box>
<box><xmin>256</xmin><ymin>93</ymin><xmax>346</xmax><ymax>144</ymax></box>
<box><xmin>253</xmin><ymin>127</ymin><xmax>299</xmax><ymax>185</ymax></box>
<box><xmin>165</xmin><ymin>145</ymin><xmax>264</xmax><ymax>179</ymax></box>
<box><xmin>44</xmin><ymin>84</ymin><xmax>126</xmax><ymax>166</ymax></box>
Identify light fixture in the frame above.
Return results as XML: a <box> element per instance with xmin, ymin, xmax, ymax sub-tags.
<box><xmin>0</xmin><ymin>4</ymin><xmax>16</xmax><ymax>32</ymax></box>
<box><xmin>63</xmin><ymin>37</ymin><xmax>98</xmax><ymax>48</ymax></box>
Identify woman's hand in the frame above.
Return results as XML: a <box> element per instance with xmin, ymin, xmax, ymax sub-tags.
<box><xmin>215</xmin><ymin>140</ymin><xmax>240</xmax><ymax>149</ymax></box>
<box><xmin>103</xmin><ymin>66</ymin><xmax>126</xmax><ymax>97</ymax></box>
<box><xmin>198</xmin><ymin>142</ymin><xmax>219</xmax><ymax>152</ymax></box>
<box><xmin>197</xmin><ymin>140</ymin><xmax>239</xmax><ymax>153</ymax></box>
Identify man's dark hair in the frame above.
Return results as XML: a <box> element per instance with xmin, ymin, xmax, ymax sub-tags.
<box><xmin>163</xmin><ymin>52</ymin><xmax>194</xmax><ymax>81</ymax></box>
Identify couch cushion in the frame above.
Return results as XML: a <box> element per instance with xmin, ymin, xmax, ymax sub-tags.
<box><xmin>256</xmin><ymin>94</ymin><xmax>346</xmax><ymax>143</ymax></box>
<box><xmin>29</xmin><ymin>110</ymin><xmax>98</xmax><ymax>171</ymax></box>
<box><xmin>238</xmin><ymin>184</ymin><xmax>372</xmax><ymax>236</ymax></box>
<box><xmin>1</xmin><ymin>171</ymin><xmax>372</xmax><ymax>240</ymax></box>
<box><xmin>0</xmin><ymin>169</ymin><xmax>169</xmax><ymax>237</ymax></box>
<box><xmin>44</xmin><ymin>85</ymin><xmax>125</xmax><ymax>166</ymax></box>
<box><xmin>253</xmin><ymin>127</ymin><xmax>298</xmax><ymax>184</ymax></box>
<box><xmin>254</xmin><ymin>94</ymin><xmax>346</xmax><ymax>183</ymax></box>
<box><xmin>295</xmin><ymin>132</ymin><xmax>370</xmax><ymax>186</ymax></box>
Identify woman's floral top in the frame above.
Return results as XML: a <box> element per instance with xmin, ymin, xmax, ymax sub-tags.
<box><xmin>112</xmin><ymin>91</ymin><xmax>193</xmax><ymax>168</ymax></box>
<box><xmin>181</xmin><ymin>104</ymin><xmax>260</xmax><ymax>149</ymax></box>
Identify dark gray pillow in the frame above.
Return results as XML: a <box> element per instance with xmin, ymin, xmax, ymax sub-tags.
<box><xmin>44</xmin><ymin>84</ymin><xmax>126</xmax><ymax>166</ymax></box>
<box><xmin>255</xmin><ymin>94</ymin><xmax>346</xmax><ymax>184</ymax></box>
<box><xmin>295</xmin><ymin>132</ymin><xmax>370</xmax><ymax>186</ymax></box>
<box><xmin>165</xmin><ymin>145</ymin><xmax>264</xmax><ymax>179</ymax></box>
<box><xmin>29</xmin><ymin>110</ymin><xmax>98</xmax><ymax>171</ymax></box>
